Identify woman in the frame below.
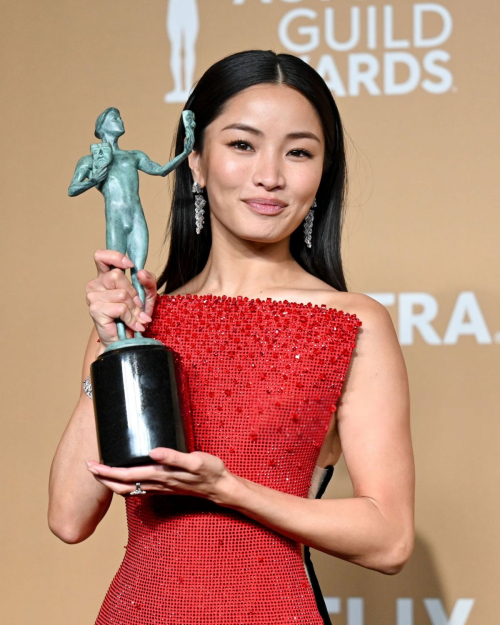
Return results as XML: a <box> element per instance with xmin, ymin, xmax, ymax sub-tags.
<box><xmin>49</xmin><ymin>50</ymin><xmax>414</xmax><ymax>624</ymax></box>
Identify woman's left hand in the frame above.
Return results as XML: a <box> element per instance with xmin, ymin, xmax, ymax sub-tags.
<box><xmin>86</xmin><ymin>448</ymin><xmax>233</xmax><ymax>504</ymax></box>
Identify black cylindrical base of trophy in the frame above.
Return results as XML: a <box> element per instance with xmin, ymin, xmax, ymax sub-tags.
<box><xmin>90</xmin><ymin>343</ymin><xmax>186</xmax><ymax>467</ymax></box>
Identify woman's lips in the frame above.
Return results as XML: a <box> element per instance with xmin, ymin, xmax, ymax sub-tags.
<box><xmin>243</xmin><ymin>200</ymin><xmax>287</xmax><ymax>215</ymax></box>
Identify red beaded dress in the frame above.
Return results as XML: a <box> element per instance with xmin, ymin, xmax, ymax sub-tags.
<box><xmin>96</xmin><ymin>293</ymin><xmax>362</xmax><ymax>625</ymax></box>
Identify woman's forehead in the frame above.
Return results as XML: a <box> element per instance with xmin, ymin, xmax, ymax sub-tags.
<box><xmin>209</xmin><ymin>84</ymin><xmax>324</xmax><ymax>137</ymax></box>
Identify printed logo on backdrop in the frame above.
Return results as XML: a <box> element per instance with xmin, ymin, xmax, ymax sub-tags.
<box><xmin>324</xmin><ymin>597</ymin><xmax>475</xmax><ymax>624</ymax></box>
<box><xmin>232</xmin><ymin>0</ymin><xmax>454</xmax><ymax>97</ymax></box>
<box><xmin>368</xmin><ymin>292</ymin><xmax>497</xmax><ymax>346</ymax></box>
<box><xmin>164</xmin><ymin>1</ymin><xmax>454</xmax><ymax>101</ymax></box>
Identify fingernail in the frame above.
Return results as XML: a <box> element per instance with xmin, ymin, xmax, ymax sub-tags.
<box><xmin>139</xmin><ymin>312</ymin><xmax>152</xmax><ymax>322</ymax></box>
<box><xmin>122</xmin><ymin>257</ymin><xmax>134</xmax><ymax>267</ymax></box>
<box><xmin>87</xmin><ymin>467</ymin><xmax>100</xmax><ymax>475</ymax></box>
<box><xmin>136</xmin><ymin>322</ymin><xmax>145</xmax><ymax>332</ymax></box>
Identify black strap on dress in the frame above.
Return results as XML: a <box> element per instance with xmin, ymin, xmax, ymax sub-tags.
<box><xmin>303</xmin><ymin>464</ymin><xmax>334</xmax><ymax>625</ymax></box>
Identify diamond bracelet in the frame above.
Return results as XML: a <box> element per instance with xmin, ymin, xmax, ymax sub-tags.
<box><xmin>83</xmin><ymin>374</ymin><xmax>93</xmax><ymax>399</ymax></box>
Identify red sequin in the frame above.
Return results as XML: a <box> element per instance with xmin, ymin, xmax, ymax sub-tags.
<box><xmin>96</xmin><ymin>294</ymin><xmax>361</xmax><ymax>624</ymax></box>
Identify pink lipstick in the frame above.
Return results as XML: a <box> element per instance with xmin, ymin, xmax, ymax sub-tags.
<box><xmin>243</xmin><ymin>198</ymin><xmax>288</xmax><ymax>215</ymax></box>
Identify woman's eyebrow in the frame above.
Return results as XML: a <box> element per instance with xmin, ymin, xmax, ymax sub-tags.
<box><xmin>222</xmin><ymin>123</ymin><xmax>321</xmax><ymax>143</ymax></box>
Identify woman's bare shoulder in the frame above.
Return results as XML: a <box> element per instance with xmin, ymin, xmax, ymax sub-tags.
<box><xmin>324</xmin><ymin>292</ymin><xmax>402</xmax><ymax>371</ymax></box>
<box><xmin>323</xmin><ymin>291</ymin><xmax>390</xmax><ymax>322</ymax></box>
<box><xmin>276</xmin><ymin>269</ymin><xmax>388</xmax><ymax>322</ymax></box>
<box><xmin>317</xmin><ymin>290</ymin><xmax>398</xmax><ymax>351</ymax></box>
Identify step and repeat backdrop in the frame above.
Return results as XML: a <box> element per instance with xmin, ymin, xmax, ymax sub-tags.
<box><xmin>1</xmin><ymin>1</ymin><xmax>498</xmax><ymax>623</ymax></box>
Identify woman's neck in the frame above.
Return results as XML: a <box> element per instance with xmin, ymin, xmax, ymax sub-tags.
<box><xmin>188</xmin><ymin>232</ymin><xmax>301</xmax><ymax>298</ymax></box>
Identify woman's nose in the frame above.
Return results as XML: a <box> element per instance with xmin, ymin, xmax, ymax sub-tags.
<box><xmin>251</xmin><ymin>151</ymin><xmax>285</xmax><ymax>190</ymax></box>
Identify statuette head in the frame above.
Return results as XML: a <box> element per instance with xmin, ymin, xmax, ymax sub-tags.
<box><xmin>95</xmin><ymin>107</ymin><xmax>124</xmax><ymax>140</ymax></box>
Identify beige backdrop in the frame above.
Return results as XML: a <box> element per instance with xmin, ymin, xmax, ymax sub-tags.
<box><xmin>1</xmin><ymin>1</ymin><xmax>499</xmax><ymax>623</ymax></box>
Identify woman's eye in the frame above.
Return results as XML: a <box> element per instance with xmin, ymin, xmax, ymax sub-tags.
<box><xmin>228</xmin><ymin>140</ymin><xmax>253</xmax><ymax>151</ymax></box>
<box><xmin>289</xmin><ymin>149</ymin><xmax>312</xmax><ymax>158</ymax></box>
<box><xmin>227</xmin><ymin>141</ymin><xmax>312</xmax><ymax>158</ymax></box>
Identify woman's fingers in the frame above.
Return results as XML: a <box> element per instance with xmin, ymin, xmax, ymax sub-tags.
<box><xmin>87</xmin><ymin>249</ymin><xmax>157</xmax><ymax>347</ymax></box>
<box><xmin>101</xmin><ymin>268</ymin><xmax>139</xmax><ymax>296</ymax></box>
<box><xmin>149</xmin><ymin>449</ymin><xmax>211</xmax><ymax>477</ymax></box>
<box><xmin>87</xmin><ymin>269</ymin><xmax>136</xmax><ymax>298</ymax></box>
<box><xmin>90</xmin><ymin>301</ymin><xmax>150</xmax><ymax>334</ymax></box>
<box><xmin>87</xmin><ymin>273</ymin><xmax>151</xmax><ymax>321</ymax></box>
<box><xmin>86</xmin><ymin>463</ymin><xmax>199</xmax><ymax>498</ymax></box>
<box><xmin>87</xmin><ymin>461</ymin><xmax>195</xmax><ymax>484</ymax></box>
<box><xmin>137</xmin><ymin>269</ymin><xmax>158</xmax><ymax>317</ymax></box>
<box><xmin>149</xmin><ymin>447</ymin><xmax>192</xmax><ymax>467</ymax></box>
<box><xmin>87</xmin><ymin>269</ymin><xmax>143</xmax><ymax>313</ymax></box>
<box><xmin>87</xmin><ymin>289</ymin><xmax>151</xmax><ymax>323</ymax></box>
<box><xmin>94</xmin><ymin>249</ymin><xmax>133</xmax><ymax>276</ymax></box>
<box><xmin>86</xmin><ymin>450</ymin><xmax>230</xmax><ymax>499</ymax></box>
<box><xmin>90</xmin><ymin>476</ymin><xmax>174</xmax><ymax>497</ymax></box>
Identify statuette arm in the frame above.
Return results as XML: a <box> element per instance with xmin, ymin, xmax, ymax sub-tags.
<box><xmin>68</xmin><ymin>155</ymin><xmax>106</xmax><ymax>197</ymax></box>
<box><xmin>134</xmin><ymin>137</ymin><xmax>193</xmax><ymax>178</ymax></box>
<box><xmin>133</xmin><ymin>150</ymin><xmax>183</xmax><ymax>177</ymax></box>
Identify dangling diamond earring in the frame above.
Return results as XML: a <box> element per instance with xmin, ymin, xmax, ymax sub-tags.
<box><xmin>192</xmin><ymin>181</ymin><xmax>206</xmax><ymax>234</ymax></box>
<box><xmin>303</xmin><ymin>198</ymin><xmax>316</xmax><ymax>248</ymax></box>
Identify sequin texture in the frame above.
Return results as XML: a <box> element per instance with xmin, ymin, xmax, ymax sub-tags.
<box><xmin>96</xmin><ymin>293</ymin><xmax>362</xmax><ymax>624</ymax></box>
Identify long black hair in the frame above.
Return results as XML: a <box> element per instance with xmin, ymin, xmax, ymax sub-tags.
<box><xmin>157</xmin><ymin>50</ymin><xmax>349</xmax><ymax>294</ymax></box>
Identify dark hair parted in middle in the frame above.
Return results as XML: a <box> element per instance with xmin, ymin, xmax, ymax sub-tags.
<box><xmin>157</xmin><ymin>50</ymin><xmax>349</xmax><ymax>295</ymax></box>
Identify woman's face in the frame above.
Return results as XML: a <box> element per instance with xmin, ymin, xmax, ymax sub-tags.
<box><xmin>189</xmin><ymin>84</ymin><xmax>325</xmax><ymax>245</ymax></box>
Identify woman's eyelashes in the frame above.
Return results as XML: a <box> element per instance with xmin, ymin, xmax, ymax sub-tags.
<box><xmin>227</xmin><ymin>139</ymin><xmax>313</xmax><ymax>158</ymax></box>
<box><xmin>228</xmin><ymin>139</ymin><xmax>253</xmax><ymax>151</ymax></box>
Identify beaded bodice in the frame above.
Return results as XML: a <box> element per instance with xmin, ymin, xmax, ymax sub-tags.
<box><xmin>96</xmin><ymin>294</ymin><xmax>362</xmax><ymax>625</ymax></box>
<box><xmin>147</xmin><ymin>294</ymin><xmax>361</xmax><ymax>495</ymax></box>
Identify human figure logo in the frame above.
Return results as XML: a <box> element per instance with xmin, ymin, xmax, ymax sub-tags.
<box><xmin>165</xmin><ymin>0</ymin><xmax>199</xmax><ymax>103</ymax></box>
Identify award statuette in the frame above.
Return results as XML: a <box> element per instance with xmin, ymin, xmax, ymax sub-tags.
<box><xmin>69</xmin><ymin>108</ymin><xmax>196</xmax><ymax>467</ymax></box>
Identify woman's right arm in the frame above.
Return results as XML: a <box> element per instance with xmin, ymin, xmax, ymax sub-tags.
<box><xmin>48</xmin><ymin>329</ymin><xmax>112</xmax><ymax>544</ymax></box>
<box><xmin>48</xmin><ymin>250</ymin><xmax>157</xmax><ymax>544</ymax></box>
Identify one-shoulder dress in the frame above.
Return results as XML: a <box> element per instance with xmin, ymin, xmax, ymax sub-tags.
<box><xmin>96</xmin><ymin>293</ymin><xmax>362</xmax><ymax>625</ymax></box>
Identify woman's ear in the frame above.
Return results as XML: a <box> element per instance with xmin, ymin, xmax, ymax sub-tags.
<box><xmin>188</xmin><ymin>150</ymin><xmax>206</xmax><ymax>188</ymax></box>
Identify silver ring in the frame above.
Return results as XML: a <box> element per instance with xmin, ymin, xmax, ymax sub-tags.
<box><xmin>130</xmin><ymin>482</ymin><xmax>146</xmax><ymax>495</ymax></box>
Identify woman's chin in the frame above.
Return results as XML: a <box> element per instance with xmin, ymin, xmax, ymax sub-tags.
<box><xmin>238</xmin><ymin>231</ymin><xmax>289</xmax><ymax>246</ymax></box>
<box><xmin>212</xmin><ymin>214</ymin><xmax>294</xmax><ymax>245</ymax></box>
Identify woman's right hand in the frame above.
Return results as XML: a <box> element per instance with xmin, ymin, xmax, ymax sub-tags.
<box><xmin>86</xmin><ymin>249</ymin><xmax>157</xmax><ymax>349</ymax></box>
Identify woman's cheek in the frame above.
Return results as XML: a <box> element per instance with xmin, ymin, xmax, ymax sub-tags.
<box><xmin>218</xmin><ymin>155</ymin><xmax>251</xmax><ymax>185</ymax></box>
<box><xmin>206</xmin><ymin>146</ymin><xmax>248</xmax><ymax>183</ymax></box>
<box><xmin>286</xmin><ymin>165</ymin><xmax>321</xmax><ymax>204</ymax></box>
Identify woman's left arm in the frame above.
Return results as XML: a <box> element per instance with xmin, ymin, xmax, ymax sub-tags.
<box><xmin>229</xmin><ymin>296</ymin><xmax>414</xmax><ymax>575</ymax></box>
<box><xmin>87</xmin><ymin>296</ymin><xmax>414</xmax><ymax>575</ymax></box>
